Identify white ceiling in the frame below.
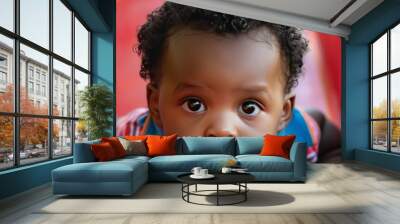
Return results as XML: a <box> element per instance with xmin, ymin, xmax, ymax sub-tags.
<box><xmin>168</xmin><ymin>0</ymin><xmax>384</xmax><ymax>38</ymax></box>
<box><xmin>226</xmin><ymin>0</ymin><xmax>353</xmax><ymax>22</ymax></box>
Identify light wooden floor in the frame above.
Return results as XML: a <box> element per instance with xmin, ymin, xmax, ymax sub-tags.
<box><xmin>1</xmin><ymin>162</ymin><xmax>400</xmax><ymax>224</ymax></box>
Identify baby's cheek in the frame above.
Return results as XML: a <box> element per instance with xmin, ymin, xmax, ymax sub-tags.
<box><xmin>160</xmin><ymin>109</ymin><xmax>204</xmax><ymax>136</ymax></box>
<box><xmin>238</xmin><ymin>114</ymin><xmax>281</xmax><ymax>136</ymax></box>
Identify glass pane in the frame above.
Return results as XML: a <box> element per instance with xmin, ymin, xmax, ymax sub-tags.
<box><xmin>53</xmin><ymin>0</ymin><xmax>72</xmax><ymax>60</ymax></box>
<box><xmin>0</xmin><ymin>0</ymin><xmax>14</xmax><ymax>31</ymax></box>
<box><xmin>20</xmin><ymin>117</ymin><xmax>49</xmax><ymax>165</ymax></box>
<box><xmin>0</xmin><ymin>116</ymin><xmax>13</xmax><ymax>170</ymax></box>
<box><xmin>20</xmin><ymin>0</ymin><xmax>49</xmax><ymax>49</ymax></box>
<box><xmin>372</xmin><ymin>121</ymin><xmax>388</xmax><ymax>151</ymax></box>
<box><xmin>75</xmin><ymin>120</ymin><xmax>88</xmax><ymax>143</ymax></box>
<box><xmin>391</xmin><ymin>24</ymin><xmax>400</xmax><ymax>70</ymax></box>
<box><xmin>74</xmin><ymin>69</ymin><xmax>89</xmax><ymax>118</ymax></box>
<box><xmin>372</xmin><ymin>33</ymin><xmax>387</xmax><ymax>76</ymax></box>
<box><xmin>391</xmin><ymin>120</ymin><xmax>400</xmax><ymax>153</ymax></box>
<box><xmin>53</xmin><ymin>119</ymin><xmax>72</xmax><ymax>157</ymax></box>
<box><xmin>391</xmin><ymin>72</ymin><xmax>400</xmax><ymax>118</ymax></box>
<box><xmin>0</xmin><ymin>34</ymin><xmax>14</xmax><ymax>112</ymax></box>
<box><xmin>20</xmin><ymin>44</ymin><xmax>49</xmax><ymax>115</ymax></box>
<box><xmin>372</xmin><ymin>77</ymin><xmax>387</xmax><ymax>119</ymax></box>
<box><xmin>53</xmin><ymin>59</ymin><xmax>72</xmax><ymax>117</ymax></box>
<box><xmin>74</xmin><ymin>17</ymin><xmax>89</xmax><ymax>70</ymax></box>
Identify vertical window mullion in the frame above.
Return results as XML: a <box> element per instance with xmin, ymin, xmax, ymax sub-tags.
<box><xmin>71</xmin><ymin>11</ymin><xmax>75</xmax><ymax>156</ymax></box>
<box><xmin>14</xmin><ymin>0</ymin><xmax>20</xmax><ymax>167</ymax></box>
<box><xmin>370</xmin><ymin>45</ymin><xmax>373</xmax><ymax>149</ymax></box>
<box><xmin>388</xmin><ymin>30</ymin><xmax>391</xmax><ymax>152</ymax></box>
<box><xmin>48</xmin><ymin>0</ymin><xmax>53</xmax><ymax>160</ymax></box>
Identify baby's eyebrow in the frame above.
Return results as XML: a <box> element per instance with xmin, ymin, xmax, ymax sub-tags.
<box><xmin>235</xmin><ymin>84</ymin><xmax>269</xmax><ymax>93</ymax></box>
<box><xmin>174</xmin><ymin>82</ymin><xmax>206</xmax><ymax>93</ymax></box>
<box><xmin>235</xmin><ymin>84</ymin><xmax>272</xmax><ymax>98</ymax></box>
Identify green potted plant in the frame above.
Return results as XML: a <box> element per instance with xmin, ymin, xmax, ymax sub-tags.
<box><xmin>79</xmin><ymin>84</ymin><xmax>113</xmax><ymax>140</ymax></box>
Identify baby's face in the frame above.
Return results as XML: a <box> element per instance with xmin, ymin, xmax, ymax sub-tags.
<box><xmin>148</xmin><ymin>28</ymin><xmax>294</xmax><ymax>137</ymax></box>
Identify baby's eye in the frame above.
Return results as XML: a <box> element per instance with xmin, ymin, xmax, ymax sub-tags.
<box><xmin>239</xmin><ymin>100</ymin><xmax>262</xmax><ymax>116</ymax></box>
<box><xmin>182</xmin><ymin>98</ymin><xmax>206</xmax><ymax>113</ymax></box>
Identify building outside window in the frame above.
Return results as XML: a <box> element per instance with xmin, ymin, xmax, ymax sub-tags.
<box><xmin>28</xmin><ymin>81</ymin><xmax>34</xmax><ymax>94</ymax></box>
<box><xmin>35</xmin><ymin>83</ymin><xmax>40</xmax><ymax>95</ymax></box>
<box><xmin>35</xmin><ymin>70</ymin><xmax>40</xmax><ymax>81</ymax></box>
<box><xmin>371</xmin><ymin>22</ymin><xmax>400</xmax><ymax>154</ymax></box>
<box><xmin>0</xmin><ymin>71</ymin><xmax>6</xmax><ymax>83</ymax></box>
<box><xmin>28</xmin><ymin>67</ymin><xmax>34</xmax><ymax>80</ymax></box>
<box><xmin>0</xmin><ymin>54</ymin><xmax>7</xmax><ymax>67</ymax></box>
<box><xmin>41</xmin><ymin>85</ymin><xmax>46</xmax><ymax>97</ymax></box>
<box><xmin>0</xmin><ymin>54</ymin><xmax>7</xmax><ymax>89</ymax></box>
<box><xmin>0</xmin><ymin>0</ymin><xmax>91</xmax><ymax>170</ymax></box>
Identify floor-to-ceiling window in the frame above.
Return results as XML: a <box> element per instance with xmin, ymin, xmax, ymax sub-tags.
<box><xmin>370</xmin><ymin>22</ymin><xmax>400</xmax><ymax>153</ymax></box>
<box><xmin>0</xmin><ymin>0</ymin><xmax>91</xmax><ymax>171</ymax></box>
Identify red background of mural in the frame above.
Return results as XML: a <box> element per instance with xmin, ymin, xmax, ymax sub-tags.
<box><xmin>116</xmin><ymin>0</ymin><xmax>164</xmax><ymax>117</ymax></box>
<box><xmin>116</xmin><ymin>0</ymin><xmax>341</xmax><ymax>129</ymax></box>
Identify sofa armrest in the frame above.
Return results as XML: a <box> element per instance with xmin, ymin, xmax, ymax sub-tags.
<box><xmin>73</xmin><ymin>140</ymin><xmax>100</xmax><ymax>163</ymax></box>
<box><xmin>289</xmin><ymin>142</ymin><xmax>307</xmax><ymax>182</ymax></box>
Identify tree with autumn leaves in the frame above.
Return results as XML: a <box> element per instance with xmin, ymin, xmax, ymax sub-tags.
<box><xmin>372</xmin><ymin>99</ymin><xmax>400</xmax><ymax>142</ymax></box>
<box><xmin>0</xmin><ymin>84</ymin><xmax>59</xmax><ymax>152</ymax></box>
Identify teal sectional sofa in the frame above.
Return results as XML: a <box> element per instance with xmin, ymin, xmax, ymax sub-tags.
<box><xmin>52</xmin><ymin>137</ymin><xmax>307</xmax><ymax>196</ymax></box>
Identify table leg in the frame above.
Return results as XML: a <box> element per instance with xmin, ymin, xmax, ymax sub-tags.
<box><xmin>217</xmin><ymin>184</ymin><xmax>219</xmax><ymax>206</ymax></box>
<box><xmin>245</xmin><ymin>183</ymin><xmax>247</xmax><ymax>201</ymax></box>
<box><xmin>187</xmin><ymin>184</ymin><xmax>190</xmax><ymax>202</ymax></box>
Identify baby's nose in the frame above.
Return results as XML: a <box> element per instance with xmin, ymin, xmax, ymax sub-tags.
<box><xmin>204</xmin><ymin>114</ymin><xmax>238</xmax><ymax>137</ymax></box>
<box><xmin>206</xmin><ymin>129</ymin><xmax>236</xmax><ymax>137</ymax></box>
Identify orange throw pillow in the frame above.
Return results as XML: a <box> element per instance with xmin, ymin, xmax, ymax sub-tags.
<box><xmin>259</xmin><ymin>134</ymin><xmax>296</xmax><ymax>159</ymax></box>
<box><xmin>91</xmin><ymin>142</ymin><xmax>117</xmax><ymax>161</ymax></box>
<box><xmin>146</xmin><ymin>134</ymin><xmax>177</xmax><ymax>157</ymax></box>
<box><xmin>101</xmin><ymin>137</ymin><xmax>127</xmax><ymax>158</ymax></box>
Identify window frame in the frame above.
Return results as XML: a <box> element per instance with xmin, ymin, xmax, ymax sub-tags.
<box><xmin>370</xmin><ymin>20</ymin><xmax>400</xmax><ymax>154</ymax></box>
<box><xmin>0</xmin><ymin>0</ymin><xmax>92</xmax><ymax>171</ymax></box>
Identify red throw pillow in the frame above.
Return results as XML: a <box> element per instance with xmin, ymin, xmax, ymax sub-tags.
<box><xmin>101</xmin><ymin>137</ymin><xmax>127</xmax><ymax>158</ymax></box>
<box><xmin>259</xmin><ymin>134</ymin><xmax>296</xmax><ymax>159</ymax></box>
<box><xmin>91</xmin><ymin>142</ymin><xmax>118</xmax><ymax>161</ymax></box>
<box><xmin>146</xmin><ymin>134</ymin><xmax>177</xmax><ymax>157</ymax></box>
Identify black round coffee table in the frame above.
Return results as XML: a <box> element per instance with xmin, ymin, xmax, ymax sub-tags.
<box><xmin>177</xmin><ymin>173</ymin><xmax>255</xmax><ymax>206</ymax></box>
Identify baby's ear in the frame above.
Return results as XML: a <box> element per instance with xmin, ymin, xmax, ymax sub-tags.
<box><xmin>277</xmin><ymin>94</ymin><xmax>295</xmax><ymax>131</ymax></box>
<box><xmin>146</xmin><ymin>83</ymin><xmax>163</xmax><ymax>129</ymax></box>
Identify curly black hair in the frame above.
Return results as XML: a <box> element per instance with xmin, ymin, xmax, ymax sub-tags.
<box><xmin>136</xmin><ymin>2</ymin><xmax>309</xmax><ymax>93</ymax></box>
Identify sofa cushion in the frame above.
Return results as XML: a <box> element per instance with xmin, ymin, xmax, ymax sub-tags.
<box><xmin>52</xmin><ymin>158</ymin><xmax>148</xmax><ymax>183</ymax></box>
<box><xmin>235</xmin><ymin>137</ymin><xmax>263</xmax><ymax>155</ymax></box>
<box><xmin>146</xmin><ymin>134</ymin><xmax>178</xmax><ymax>157</ymax></box>
<box><xmin>124</xmin><ymin>135</ymin><xmax>147</xmax><ymax>141</ymax></box>
<box><xmin>118</xmin><ymin>137</ymin><xmax>147</xmax><ymax>156</ymax></box>
<box><xmin>73</xmin><ymin>139</ymin><xmax>100</xmax><ymax>163</ymax></box>
<box><xmin>177</xmin><ymin>137</ymin><xmax>236</xmax><ymax>155</ymax></box>
<box><xmin>114</xmin><ymin>155</ymin><xmax>150</xmax><ymax>164</ymax></box>
<box><xmin>91</xmin><ymin>142</ymin><xmax>118</xmax><ymax>161</ymax></box>
<box><xmin>148</xmin><ymin>154</ymin><xmax>235</xmax><ymax>172</ymax></box>
<box><xmin>236</xmin><ymin>155</ymin><xmax>293</xmax><ymax>172</ymax></box>
<box><xmin>259</xmin><ymin>134</ymin><xmax>296</xmax><ymax>159</ymax></box>
<box><xmin>101</xmin><ymin>137</ymin><xmax>127</xmax><ymax>158</ymax></box>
